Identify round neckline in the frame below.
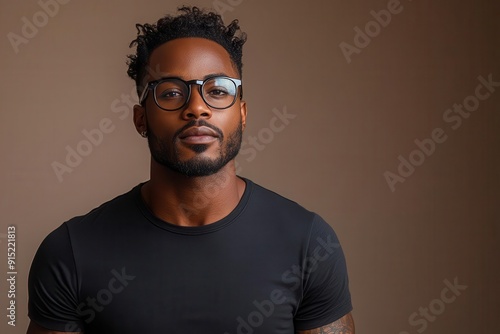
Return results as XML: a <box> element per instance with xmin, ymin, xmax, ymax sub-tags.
<box><xmin>134</xmin><ymin>177</ymin><xmax>252</xmax><ymax>235</ymax></box>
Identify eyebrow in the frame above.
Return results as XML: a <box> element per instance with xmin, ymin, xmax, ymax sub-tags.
<box><xmin>203</xmin><ymin>72</ymin><xmax>230</xmax><ymax>80</ymax></box>
<box><xmin>153</xmin><ymin>72</ymin><xmax>234</xmax><ymax>81</ymax></box>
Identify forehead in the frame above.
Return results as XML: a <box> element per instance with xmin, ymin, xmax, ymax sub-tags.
<box><xmin>146</xmin><ymin>37</ymin><xmax>237</xmax><ymax>81</ymax></box>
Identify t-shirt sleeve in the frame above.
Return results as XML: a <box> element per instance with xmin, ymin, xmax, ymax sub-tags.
<box><xmin>28</xmin><ymin>223</ymin><xmax>84</xmax><ymax>332</ymax></box>
<box><xmin>293</xmin><ymin>214</ymin><xmax>353</xmax><ymax>330</ymax></box>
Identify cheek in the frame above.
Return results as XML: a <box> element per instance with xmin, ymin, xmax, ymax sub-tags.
<box><xmin>146</xmin><ymin>112</ymin><xmax>178</xmax><ymax>135</ymax></box>
<box><xmin>219</xmin><ymin>108</ymin><xmax>242</xmax><ymax>129</ymax></box>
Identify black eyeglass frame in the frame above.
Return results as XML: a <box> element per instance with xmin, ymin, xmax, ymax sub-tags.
<box><xmin>139</xmin><ymin>76</ymin><xmax>243</xmax><ymax>111</ymax></box>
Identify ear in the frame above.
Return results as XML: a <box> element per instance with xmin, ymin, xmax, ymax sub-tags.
<box><xmin>239</xmin><ymin>100</ymin><xmax>247</xmax><ymax>131</ymax></box>
<box><xmin>133</xmin><ymin>104</ymin><xmax>147</xmax><ymax>136</ymax></box>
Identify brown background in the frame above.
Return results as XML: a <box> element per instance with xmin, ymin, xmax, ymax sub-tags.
<box><xmin>1</xmin><ymin>0</ymin><xmax>499</xmax><ymax>333</ymax></box>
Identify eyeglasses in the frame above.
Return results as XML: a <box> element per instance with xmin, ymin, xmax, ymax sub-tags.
<box><xmin>139</xmin><ymin>76</ymin><xmax>243</xmax><ymax>111</ymax></box>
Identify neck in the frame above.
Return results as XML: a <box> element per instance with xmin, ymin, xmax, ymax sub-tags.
<box><xmin>141</xmin><ymin>159</ymin><xmax>245</xmax><ymax>227</ymax></box>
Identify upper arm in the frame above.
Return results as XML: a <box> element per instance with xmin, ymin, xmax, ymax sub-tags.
<box><xmin>27</xmin><ymin>320</ymin><xmax>82</xmax><ymax>334</ymax></box>
<box><xmin>28</xmin><ymin>225</ymin><xmax>84</xmax><ymax>332</ymax></box>
<box><xmin>293</xmin><ymin>215</ymin><xmax>353</xmax><ymax>329</ymax></box>
<box><xmin>296</xmin><ymin>313</ymin><xmax>355</xmax><ymax>334</ymax></box>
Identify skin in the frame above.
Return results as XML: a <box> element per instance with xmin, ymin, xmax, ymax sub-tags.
<box><xmin>297</xmin><ymin>313</ymin><xmax>355</xmax><ymax>334</ymax></box>
<box><xmin>26</xmin><ymin>37</ymin><xmax>354</xmax><ymax>334</ymax></box>
<box><xmin>26</xmin><ymin>322</ymin><xmax>80</xmax><ymax>334</ymax></box>
<box><xmin>26</xmin><ymin>36</ymin><xmax>247</xmax><ymax>334</ymax></box>
<box><xmin>134</xmin><ymin>37</ymin><xmax>247</xmax><ymax>227</ymax></box>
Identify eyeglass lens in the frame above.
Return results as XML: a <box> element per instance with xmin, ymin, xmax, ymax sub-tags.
<box><xmin>155</xmin><ymin>77</ymin><xmax>238</xmax><ymax>110</ymax></box>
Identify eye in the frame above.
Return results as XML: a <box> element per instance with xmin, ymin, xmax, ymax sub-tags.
<box><xmin>157</xmin><ymin>89</ymin><xmax>184</xmax><ymax>100</ymax></box>
<box><xmin>204</xmin><ymin>79</ymin><xmax>235</xmax><ymax>99</ymax></box>
<box><xmin>207</xmin><ymin>87</ymin><xmax>229</xmax><ymax>97</ymax></box>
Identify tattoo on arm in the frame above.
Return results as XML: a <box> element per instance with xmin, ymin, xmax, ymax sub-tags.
<box><xmin>297</xmin><ymin>313</ymin><xmax>355</xmax><ymax>334</ymax></box>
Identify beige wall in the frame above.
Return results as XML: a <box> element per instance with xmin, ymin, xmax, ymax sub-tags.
<box><xmin>1</xmin><ymin>0</ymin><xmax>498</xmax><ymax>333</ymax></box>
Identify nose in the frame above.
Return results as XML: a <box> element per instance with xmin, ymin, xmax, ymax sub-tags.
<box><xmin>181</xmin><ymin>85</ymin><xmax>212</xmax><ymax>120</ymax></box>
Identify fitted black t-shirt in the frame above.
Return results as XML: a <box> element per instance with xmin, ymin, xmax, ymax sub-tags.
<box><xmin>28</xmin><ymin>179</ymin><xmax>352</xmax><ymax>333</ymax></box>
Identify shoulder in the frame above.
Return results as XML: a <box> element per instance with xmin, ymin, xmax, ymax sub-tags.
<box><xmin>34</xmin><ymin>184</ymin><xmax>142</xmax><ymax>254</ymax></box>
<box><xmin>63</xmin><ymin>183</ymin><xmax>142</xmax><ymax>229</ymax></box>
<box><xmin>246</xmin><ymin>179</ymin><xmax>312</xmax><ymax>214</ymax></box>
<box><xmin>243</xmin><ymin>178</ymin><xmax>334</xmax><ymax>236</ymax></box>
<box><xmin>30</xmin><ymin>184</ymin><xmax>143</xmax><ymax>282</ymax></box>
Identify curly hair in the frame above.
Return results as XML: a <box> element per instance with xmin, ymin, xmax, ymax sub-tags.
<box><xmin>127</xmin><ymin>6</ymin><xmax>247</xmax><ymax>97</ymax></box>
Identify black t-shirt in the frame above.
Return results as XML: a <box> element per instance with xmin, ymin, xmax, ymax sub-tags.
<box><xmin>28</xmin><ymin>179</ymin><xmax>352</xmax><ymax>333</ymax></box>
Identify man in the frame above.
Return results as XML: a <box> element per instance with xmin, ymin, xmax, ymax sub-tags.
<box><xmin>27</xmin><ymin>6</ymin><xmax>354</xmax><ymax>334</ymax></box>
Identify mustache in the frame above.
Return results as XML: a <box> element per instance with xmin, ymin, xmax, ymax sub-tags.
<box><xmin>173</xmin><ymin>120</ymin><xmax>224</xmax><ymax>141</ymax></box>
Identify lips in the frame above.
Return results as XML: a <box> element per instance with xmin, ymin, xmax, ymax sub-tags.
<box><xmin>177</xmin><ymin>126</ymin><xmax>220</xmax><ymax>145</ymax></box>
<box><xmin>178</xmin><ymin>126</ymin><xmax>219</xmax><ymax>139</ymax></box>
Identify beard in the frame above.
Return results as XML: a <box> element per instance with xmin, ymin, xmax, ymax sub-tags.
<box><xmin>147</xmin><ymin>119</ymin><xmax>242</xmax><ymax>177</ymax></box>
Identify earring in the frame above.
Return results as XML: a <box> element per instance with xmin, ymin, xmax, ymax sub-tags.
<box><xmin>140</xmin><ymin>131</ymin><xmax>148</xmax><ymax>138</ymax></box>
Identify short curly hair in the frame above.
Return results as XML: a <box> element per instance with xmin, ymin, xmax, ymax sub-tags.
<box><xmin>127</xmin><ymin>6</ymin><xmax>247</xmax><ymax>97</ymax></box>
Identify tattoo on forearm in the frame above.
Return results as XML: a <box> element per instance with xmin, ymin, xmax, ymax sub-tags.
<box><xmin>298</xmin><ymin>313</ymin><xmax>355</xmax><ymax>334</ymax></box>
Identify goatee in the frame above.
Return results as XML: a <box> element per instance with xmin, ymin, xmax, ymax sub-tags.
<box><xmin>147</xmin><ymin>119</ymin><xmax>242</xmax><ymax>177</ymax></box>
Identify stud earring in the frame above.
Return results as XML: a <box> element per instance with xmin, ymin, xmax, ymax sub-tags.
<box><xmin>140</xmin><ymin>131</ymin><xmax>148</xmax><ymax>138</ymax></box>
